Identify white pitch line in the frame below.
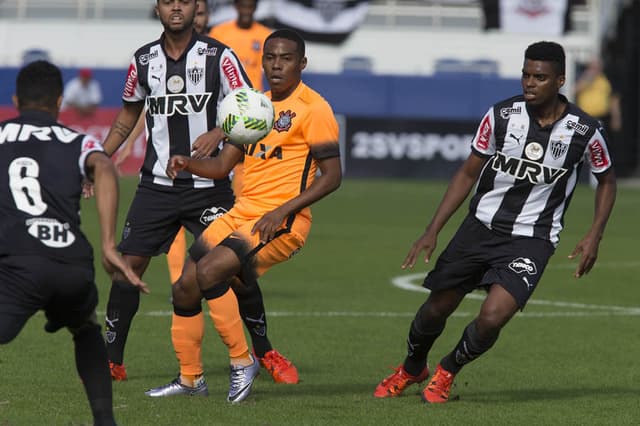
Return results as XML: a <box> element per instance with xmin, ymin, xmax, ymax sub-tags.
<box><xmin>391</xmin><ymin>273</ymin><xmax>640</xmax><ymax>315</ymax></box>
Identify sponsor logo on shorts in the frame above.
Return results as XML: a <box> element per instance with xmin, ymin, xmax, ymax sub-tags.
<box><xmin>199</xmin><ymin>206</ymin><xmax>228</xmax><ymax>226</ymax></box>
<box><xmin>508</xmin><ymin>257</ymin><xmax>537</xmax><ymax>275</ymax></box>
<box><xmin>288</xmin><ymin>247</ymin><xmax>301</xmax><ymax>259</ymax></box>
<box><xmin>122</xmin><ymin>222</ymin><xmax>131</xmax><ymax>240</ymax></box>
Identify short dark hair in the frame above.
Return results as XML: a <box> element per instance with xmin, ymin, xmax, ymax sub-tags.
<box><xmin>525</xmin><ymin>41</ymin><xmax>565</xmax><ymax>75</ymax></box>
<box><xmin>15</xmin><ymin>60</ymin><xmax>63</xmax><ymax>109</ymax></box>
<box><xmin>265</xmin><ymin>29</ymin><xmax>305</xmax><ymax>57</ymax></box>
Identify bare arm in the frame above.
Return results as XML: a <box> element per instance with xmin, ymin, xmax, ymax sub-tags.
<box><xmin>102</xmin><ymin>102</ymin><xmax>144</xmax><ymax>156</ymax></box>
<box><xmin>568</xmin><ymin>168</ymin><xmax>617</xmax><ymax>278</ymax></box>
<box><xmin>114</xmin><ymin>112</ymin><xmax>145</xmax><ymax>167</ymax></box>
<box><xmin>166</xmin><ymin>142</ymin><xmax>244</xmax><ymax>180</ymax></box>
<box><xmin>251</xmin><ymin>155</ymin><xmax>342</xmax><ymax>242</ymax></box>
<box><xmin>85</xmin><ymin>152</ymin><xmax>149</xmax><ymax>293</ymax></box>
<box><xmin>402</xmin><ymin>152</ymin><xmax>487</xmax><ymax>269</ymax></box>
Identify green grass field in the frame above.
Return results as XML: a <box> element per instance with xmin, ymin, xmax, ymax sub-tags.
<box><xmin>1</xmin><ymin>177</ymin><xmax>639</xmax><ymax>425</ymax></box>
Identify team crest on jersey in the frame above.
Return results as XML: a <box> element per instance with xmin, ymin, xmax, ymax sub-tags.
<box><xmin>549</xmin><ymin>139</ymin><xmax>568</xmax><ymax>159</ymax></box>
<box><xmin>500</xmin><ymin>106</ymin><xmax>522</xmax><ymax>119</ymax></box>
<box><xmin>167</xmin><ymin>75</ymin><xmax>185</xmax><ymax>93</ymax></box>
<box><xmin>274</xmin><ymin>110</ymin><xmax>296</xmax><ymax>133</ymax></box>
<box><xmin>187</xmin><ymin>66</ymin><xmax>204</xmax><ymax>86</ymax></box>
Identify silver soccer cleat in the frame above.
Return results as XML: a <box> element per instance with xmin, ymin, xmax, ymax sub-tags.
<box><xmin>145</xmin><ymin>376</ymin><xmax>209</xmax><ymax>397</ymax></box>
<box><xmin>227</xmin><ymin>356</ymin><xmax>260</xmax><ymax>403</ymax></box>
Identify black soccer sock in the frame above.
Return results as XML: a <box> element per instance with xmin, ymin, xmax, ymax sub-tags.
<box><xmin>403</xmin><ymin>313</ymin><xmax>446</xmax><ymax>377</ymax></box>
<box><xmin>72</xmin><ymin>322</ymin><xmax>117</xmax><ymax>426</ymax></box>
<box><xmin>105</xmin><ymin>280</ymin><xmax>141</xmax><ymax>364</ymax></box>
<box><xmin>233</xmin><ymin>280</ymin><xmax>272</xmax><ymax>358</ymax></box>
<box><xmin>440</xmin><ymin>320</ymin><xmax>499</xmax><ymax>374</ymax></box>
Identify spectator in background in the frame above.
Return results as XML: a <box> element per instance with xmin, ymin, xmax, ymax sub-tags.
<box><xmin>208</xmin><ymin>0</ymin><xmax>272</xmax><ymax>194</ymax></box>
<box><xmin>62</xmin><ymin>68</ymin><xmax>102</xmax><ymax>117</ymax></box>
<box><xmin>209</xmin><ymin>0</ymin><xmax>271</xmax><ymax>92</ymax></box>
<box><xmin>194</xmin><ymin>0</ymin><xmax>211</xmax><ymax>34</ymax></box>
<box><xmin>574</xmin><ymin>57</ymin><xmax>622</xmax><ymax>151</ymax></box>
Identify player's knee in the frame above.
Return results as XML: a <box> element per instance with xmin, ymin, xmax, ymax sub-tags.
<box><xmin>171</xmin><ymin>279</ymin><xmax>200</xmax><ymax>309</ymax></box>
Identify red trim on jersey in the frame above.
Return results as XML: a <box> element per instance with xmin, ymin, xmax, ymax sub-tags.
<box><xmin>221</xmin><ymin>57</ymin><xmax>243</xmax><ymax>90</ymax></box>
<box><xmin>123</xmin><ymin>63</ymin><xmax>138</xmax><ymax>98</ymax></box>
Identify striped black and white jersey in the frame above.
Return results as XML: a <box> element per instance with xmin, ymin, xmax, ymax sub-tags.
<box><xmin>122</xmin><ymin>30</ymin><xmax>252</xmax><ymax>189</ymax></box>
<box><xmin>468</xmin><ymin>94</ymin><xmax>613</xmax><ymax>246</ymax></box>
<box><xmin>0</xmin><ymin>110</ymin><xmax>104</xmax><ymax>262</ymax></box>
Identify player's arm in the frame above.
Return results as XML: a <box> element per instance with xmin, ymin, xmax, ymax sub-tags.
<box><xmin>402</xmin><ymin>152</ymin><xmax>487</xmax><ymax>269</ymax></box>
<box><xmin>85</xmin><ymin>151</ymin><xmax>149</xmax><ymax>293</ymax></box>
<box><xmin>568</xmin><ymin>168</ymin><xmax>617</xmax><ymax>278</ymax></box>
<box><xmin>166</xmin><ymin>142</ymin><xmax>243</xmax><ymax>180</ymax></box>
<box><xmin>102</xmin><ymin>101</ymin><xmax>144</xmax><ymax>156</ymax></box>
<box><xmin>251</xmin><ymin>153</ymin><xmax>342</xmax><ymax>243</ymax></box>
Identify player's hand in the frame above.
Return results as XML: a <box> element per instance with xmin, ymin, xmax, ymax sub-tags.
<box><xmin>166</xmin><ymin>155</ymin><xmax>190</xmax><ymax>179</ymax></box>
<box><xmin>402</xmin><ymin>228</ymin><xmax>437</xmax><ymax>269</ymax></box>
<box><xmin>191</xmin><ymin>128</ymin><xmax>226</xmax><ymax>159</ymax></box>
<box><xmin>251</xmin><ymin>208</ymin><xmax>287</xmax><ymax>243</ymax></box>
<box><xmin>82</xmin><ymin>179</ymin><xmax>95</xmax><ymax>199</ymax></box>
<box><xmin>568</xmin><ymin>233</ymin><xmax>600</xmax><ymax>278</ymax></box>
<box><xmin>101</xmin><ymin>245</ymin><xmax>150</xmax><ymax>294</ymax></box>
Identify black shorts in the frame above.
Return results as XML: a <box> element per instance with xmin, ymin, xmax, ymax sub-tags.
<box><xmin>118</xmin><ymin>183</ymin><xmax>234</xmax><ymax>256</ymax></box>
<box><xmin>423</xmin><ymin>215</ymin><xmax>555</xmax><ymax>308</ymax></box>
<box><xmin>0</xmin><ymin>255</ymin><xmax>97</xmax><ymax>342</ymax></box>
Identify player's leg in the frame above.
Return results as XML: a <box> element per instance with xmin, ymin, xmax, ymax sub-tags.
<box><xmin>422</xmin><ymin>231</ymin><xmax>554</xmax><ymax>403</ymax></box>
<box><xmin>145</xmin><ymin>257</ymin><xmax>210</xmax><ymax>397</ymax></box>
<box><xmin>69</xmin><ymin>312</ymin><xmax>117</xmax><ymax>426</ymax></box>
<box><xmin>373</xmin><ymin>288</ymin><xmax>465</xmax><ymax>398</ymax></box>
<box><xmin>105</xmin><ymin>184</ymin><xmax>183</xmax><ymax>379</ymax></box>
<box><xmin>423</xmin><ymin>284</ymin><xmax>518</xmax><ymax>404</ymax></box>
<box><xmin>167</xmin><ymin>226</ymin><xmax>187</xmax><ymax>284</ymax></box>
<box><xmin>105</xmin><ymin>253</ymin><xmax>150</xmax><ymax>379</ymax></box>
<box><xmin>224</xmin><ymin>219</ymin><xmax>307</xmax><ymax>385</ymax></box>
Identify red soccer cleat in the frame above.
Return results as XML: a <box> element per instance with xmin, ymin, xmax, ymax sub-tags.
<box><xmin>422</xmin><ymin>364</ymin><xmax>455</xmax><ymax>403</ymax></box>
<box><xmin>109</xmin><ymin>361</ymin><xmax>128</xmax><ymax>381</ymax></box>
<box><xmin>259</xmin><ymin>350</ymin><xmax>299</xmax><ymax>384</ymax></box>
<box><xmin>374</xmin><ymin>365</ymin><xmax>430</xmax><ymax>398</ymax></box>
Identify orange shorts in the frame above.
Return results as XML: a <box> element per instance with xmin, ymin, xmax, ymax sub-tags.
<box><xmin>197</xmin><ymin>207</ymin><xmax>309</xmax><ymax>277</ymax></box>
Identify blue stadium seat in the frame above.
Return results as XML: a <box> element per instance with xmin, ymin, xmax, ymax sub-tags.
<box><xmin>21</xmin><ymin>48</ymin><xmax>51</xmax><ymax>65</ymax></box>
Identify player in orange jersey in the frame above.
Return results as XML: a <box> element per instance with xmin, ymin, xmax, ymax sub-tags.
<box><xmin>209</xmin><ymin>0</ymin><xmax>272</xmax><ymax>196</ymax></box>
<box><xmin>147</xmin><ymin>29</ymin><xmax>342</xmax><ymax>402</ymax></box>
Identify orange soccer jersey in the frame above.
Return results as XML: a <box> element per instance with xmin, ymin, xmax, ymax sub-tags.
<box><xmin>208</xmin><ymin>21</ymin><xmax>272</xmax><ymax>91</ymax></box>
<box><xmin>235</xmin><ymin>82</ymin><xmax>339</xmax><ymax>221</ymax></box>
<box><xmin>199</xmin><ymin>82</ymin><xmax>339</xmax><ymax>276</ymax></box>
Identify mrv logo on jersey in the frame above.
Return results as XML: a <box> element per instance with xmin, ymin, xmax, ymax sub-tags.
<box><xmin>146</xmin><ymin>93</ymin><xmax>211</xmax><ymax>116</ymax></box>
<box><xmin>492</xmin><ymin>151</ymin><xmax>567</xmax><ymax>184</ymax></box>
<box><xmin>26</xmin><ymin>218</ymin><xmax>76</xmax><ymax>248</ymax></box>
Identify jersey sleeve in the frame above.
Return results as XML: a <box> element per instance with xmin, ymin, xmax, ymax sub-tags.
<box><xmin>122</xmin><ymin>56</ymin><xmax>146</xmax><ymax>102</ymax></box>
<box><xmin>218</xmin><ymin>48</ymin><xmax>253</xmax><ymax>94</ymax></box>
<box><xmin>78</xmin><ymin>134</ymin><xmax>105</xmax><ymax>179</ymax></box>
<box><xmin>304</xmin><ymin>99</ymin><xmax>340</xmax><ymax>159</ymax></box>
<box><xmin>584</xmin><ymin>127</ymin><xmax>613</xmax><ymax>174</ymax></box>
<box><xmin>470</xmin><ymin>107</ymin><xmax>496</xmax><ymax>157</ymax></box>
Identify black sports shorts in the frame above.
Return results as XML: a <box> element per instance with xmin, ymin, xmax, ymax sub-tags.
<box><xmin>423</xmin><ymin>215</ymin><xmax>555</xmax><ymax>308</ymax></box>
<box><xmin>0</xmin><ymin>255</ymin><xmax>97</xmax><ymax>342</ymax></box>
<box><xmin>118</xmin><ymin>183</ymin><xmax>234</xmax><ymax>256</ymax></box>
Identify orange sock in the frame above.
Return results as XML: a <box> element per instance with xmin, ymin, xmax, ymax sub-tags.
<box><xmin>171</xmin><ymin>312</ymin><xmax>204</xmax><ymax>377</ymax></box>
<box><xmin>206</xmin><ymin>289</ymin><xmax>249</xmax><ymax>360</ymax></box>
<box><xmin>167</xmin><ymin>227</ymin><xmax>187</xmax><ymax>284</ymax></box>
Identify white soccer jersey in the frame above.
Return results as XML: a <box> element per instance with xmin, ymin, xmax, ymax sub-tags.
<box><xmin>122</xmin><ymin>31</ymin><xmax>252</xmax><ymax>188</ymax></box>
<box><xmin>468</xmin><ymin>94</ymin><xmax>613</xmax><ymax>246</ymax></box>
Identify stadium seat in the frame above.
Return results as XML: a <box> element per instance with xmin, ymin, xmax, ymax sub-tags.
<box><xmin>21</xmin><ymin>48</ymin><xmax>50</xmax><ymax>65</ymax></box>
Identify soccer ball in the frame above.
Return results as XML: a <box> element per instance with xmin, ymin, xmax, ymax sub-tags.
<box><xmin>217</xmin><ymin>87</ymin><xmax>274</xmax><ymax>145</ymax></box>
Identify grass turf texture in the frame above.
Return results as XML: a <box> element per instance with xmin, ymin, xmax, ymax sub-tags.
<box><xmin>1</xmin><ymin>177</ymin><xmax>639</xmax><ymax>425</ymax></box>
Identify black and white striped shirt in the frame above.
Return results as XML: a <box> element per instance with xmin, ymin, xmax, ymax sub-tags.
<box><xmin>122</xmin><ymin>31</ymin><xmax>251</xmax><ymax>188</ymax></box>
<box><xmin>469</xmin><ymin>95</ymin><xmax>612</xmax><ymax>246</ymax></box>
